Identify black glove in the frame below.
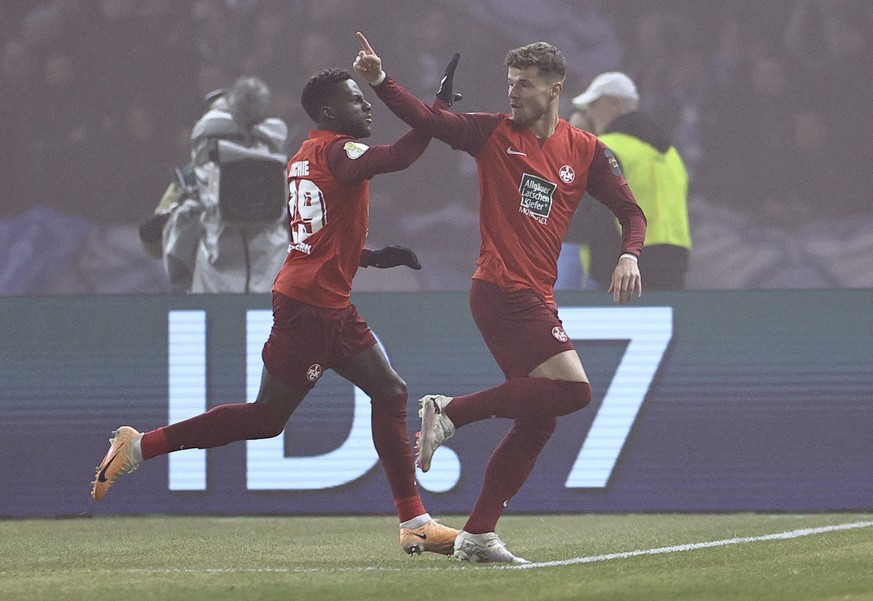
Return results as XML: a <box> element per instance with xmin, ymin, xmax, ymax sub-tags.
<box><xmin>436</xmin><ymin>53</ymin><xmax>463</xmax><ymax>106</ymax></box>
<box><xmin>360</xmin><ymin>246</ymin><xmax>422</xmax><ymax>270</ymax></box>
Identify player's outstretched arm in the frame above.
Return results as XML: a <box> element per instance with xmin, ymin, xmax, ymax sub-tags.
<box><xmin>354</xmin><ymin>32</ymin><xmax>496</xmax><ymax>157</ymax></box>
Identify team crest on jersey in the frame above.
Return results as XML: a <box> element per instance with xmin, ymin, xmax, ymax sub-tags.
<box><xmin>306</xmin><ymin>363</ymin><xmax>323</xmax><ymax>382</ymax></box>
<box><xmin>343</xmin><ymin>141</ymin><xmax>369</xmax><ymax>159</ymax></box>
<box><xmin>518</xmin><ymin>173</ymin><xmax>556</xmax><ymax>224</ymax></box>
<box><xmin>551</xmin><ymin>326</ymin><xmax>569</xmax><ymax>342</ymax></box>
<box><xmin>559</xmin><ymin>165</ymin><xmax>575</xmax><ymax>183</ymax></box>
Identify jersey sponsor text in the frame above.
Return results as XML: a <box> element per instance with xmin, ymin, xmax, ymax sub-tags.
<box><xmin>518</xmin><ymin>173</ymin><xmax>556</xmax><ymax>224</ymax></box>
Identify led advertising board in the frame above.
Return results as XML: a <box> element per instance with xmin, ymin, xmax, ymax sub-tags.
<box><xmin>1</xmin><ymin>291</ymin><xmax>871</xmax><ymax>517</ymax></box>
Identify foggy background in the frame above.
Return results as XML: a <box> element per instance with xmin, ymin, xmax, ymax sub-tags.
<box><xmin>2</xmin><ymin>0</ymin><xmax>871</xmax><ymax>295</ymax></box>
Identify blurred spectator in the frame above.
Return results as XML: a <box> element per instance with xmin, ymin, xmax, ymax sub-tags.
<box><xmin>1</xmin><ymin>39</ymin><xmax>40</xmax><ymax>219</ymax></box>
<box><xmin>439</xmin><ymin>0</ymin><xmax>622</xmax><ymax>100</ymax></box>
<box><xmin>699</xmin><ymin>49</ymin><xmax>795</xmax><ymax>219</ymax></box>
<box><xmin>780</xmin><ymin>103</ymin><xmax>853</xmax><ymax>225</ymax></box>
<box><xmin>615</xmin><ymin>10</ymin><xmax>715</xmax><ymax>182</ymax></box>
<box><xmin>784</xmin><ymin>0</ymin><xmax>873</xmax><ymax>214</ymax></box>
<box><xmin>571</xmin><ymin>72</ymin><xmax>691</xmax><ymax>290</ymax></box>
<box><xmin>784</xmin><ymin>0</ymin><xmax>873</xmax><ymax>75</ymax></box>
<box><xmin>28</xmin><ymin>47</ymin><xmax>101</xmax><ymax>219</ymax></box>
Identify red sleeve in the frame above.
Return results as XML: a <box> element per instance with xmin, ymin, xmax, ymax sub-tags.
<box><xmin>586</xmin><ymin>140</ymin><xmax>647</xmax><ymax>257</ymax></box>
<box><xmin>373</xmin><ymin>75</ymin><xmax>501</xmax><ymax>155</ymax></box>
<box><xmin>326</xmin><ymin>126</ymin><xmax>431</xmax><ymax>185</ymax></box>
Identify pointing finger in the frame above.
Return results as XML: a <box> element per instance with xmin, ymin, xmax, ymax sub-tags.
<box><xmin>356</xmin><ymin>31</ymin><xmax>375</xmax><ymax>55</ymax></box>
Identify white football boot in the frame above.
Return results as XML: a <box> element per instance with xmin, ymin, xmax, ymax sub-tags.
<box><xmin>416</xmin><ymin>394</ymin><xmax>455</xmax><ymax>472</ymax></box>
<box><xmin>453</xmin><ymin>531</ymin><xmax>530</xmax><ymax>565</ymax></box>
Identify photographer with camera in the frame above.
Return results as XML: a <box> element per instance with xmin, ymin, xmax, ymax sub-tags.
<box><xmin>140</xmin><ymin>77</ymin><xmax>291</xmax><ymax>293</ymax></box>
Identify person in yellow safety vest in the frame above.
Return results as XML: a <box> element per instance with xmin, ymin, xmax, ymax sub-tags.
<box><xmin>569</xmin><ymin>72</ymin><xmax>691</xmax><ymax>290</ymax></box>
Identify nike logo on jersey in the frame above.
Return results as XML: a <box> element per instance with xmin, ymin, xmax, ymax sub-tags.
<box><xmin>506</xmin><ymin>146</ymin><xmax>527</xmax><ymax>156</ymax></box>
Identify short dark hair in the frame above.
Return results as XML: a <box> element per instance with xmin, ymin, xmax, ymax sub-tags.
<box><xmin>506</xmin><ymin>42</ymin><xmax>566</xmax><ymax>81</ymax></box>
<box><xmin>301</xmin><ymin>68</ymin><xmax>353</xmax><ymax>122</ymax></box>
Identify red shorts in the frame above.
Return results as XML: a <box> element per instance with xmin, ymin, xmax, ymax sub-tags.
<box><xmin>469</xmin><ymin>279</ymin><xmax>574</xmax><ymax>379</ymax></box>
<box><xmin>262</xmin><ymin>292</ymin><xmax>377</xmax><ymax>389</ymax></box>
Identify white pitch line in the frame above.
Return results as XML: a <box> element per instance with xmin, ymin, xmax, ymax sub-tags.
<box><xmin>26</xmin><ymin>520</ymin><xmax>869</xmax><ymax>577</ymax></box>
<box><xmin>505</xmin><ymin>520</ymin><xmax>873</xmax><ymax>570</ymax></box>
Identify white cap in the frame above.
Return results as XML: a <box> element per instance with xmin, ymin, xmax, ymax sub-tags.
<box><xmin>572</xmin><ymin>72</ymin><xmax>639</xmax><ymax>108</ymax></box>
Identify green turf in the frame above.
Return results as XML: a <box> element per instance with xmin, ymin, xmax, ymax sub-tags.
<box><xmin>1</xmin><ymin>514</ymin><xmax>872</xmax><ymax>601</ymax></box>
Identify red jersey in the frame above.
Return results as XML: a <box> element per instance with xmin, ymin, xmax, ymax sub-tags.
<box><xmin>272</xmin><ymin>128</ymin><xmax>429</xmax><ymax>308</ymax></box>
<box><xmin>374</xmin><ymin>76</ymin><xmax>647</xmax><ymax>302</ymax></box>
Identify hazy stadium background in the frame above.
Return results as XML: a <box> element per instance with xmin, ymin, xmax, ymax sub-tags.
<box><xmin>2</xmin><ymin>0</ymin><xmax>871</xmax><ymax>521</ymax></box>
<box><xmin>2</xmin><ymin>5</ymin><xmax>873</xmax><ymax>598</ymax></box>
<box><xmin>2</xmin><ymin>0</ymin><xmax>872</xmax><ymax>295</ymax></box>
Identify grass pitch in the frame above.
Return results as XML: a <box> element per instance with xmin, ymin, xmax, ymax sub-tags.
<box><xmin>2</xmin><ymin>513</ymin><xmax>872</xmax><ymax>601</ymax></box>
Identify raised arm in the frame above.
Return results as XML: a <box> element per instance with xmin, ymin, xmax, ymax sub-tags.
<box><xmin>354</xmin><ymin>31</ymin><xmax>499</xmax><ymax>155</ymax></box>
<box><xmin>326</xmin><ymin>128</ymin><xmax>431</xmax><ymax>185</ymax></box>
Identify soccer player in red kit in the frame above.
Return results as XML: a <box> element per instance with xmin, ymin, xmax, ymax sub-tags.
<box><xmin>91</xmin><ymin>67</ymin><xmax>460</xmax><ymax>556</ymax></box>
<box><xmin>354</xmin><ymin>32</ymin><xmax>647</xmax><ymax>563</ymax></box>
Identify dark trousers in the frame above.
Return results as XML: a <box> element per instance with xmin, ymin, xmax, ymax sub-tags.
<box><xmin>640</xmin><ymin>244</ymin><xmax>690</xmax><ymax>291</ymax></box>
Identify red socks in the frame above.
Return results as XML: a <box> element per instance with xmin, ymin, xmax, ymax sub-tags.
<box><xmin>464</xmin><ymin>416</ymin><xmax>557</xmax><ymax>534</ymax></box>
<box><xmin>445</xmin><ymin>378</ymin><xmax>592</xmax><ymax>534</ymax></box>
<box><xmin>139</xmin><ymin>393</ymin><xmax>426</xmax><ymax>523</ymax></box>
<box><xmin>138</xmin><ymin>377</ymin><xmax>584</xmax><ymax>531</ymax></box>
<box><xmin>140</xmin><ymin>402</ymin><xmax>287</xmax><ymax>460</ymax></box>
<box><xmin>446</xmin><ymin>378</ymin><xmax>591</xmax><ymax>427</ymax></box>
<box><xmin>371</xmin><ymin>393</ymin><xmax>426</xmax><ymax>522</ymax></box>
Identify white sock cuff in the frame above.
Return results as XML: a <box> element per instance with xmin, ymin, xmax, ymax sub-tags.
<box><xmin>131</xmin><ymin>435</ymin><xmax>144</xmax><ymax>465</ymax></box>
<box><xmin>400</xmin><ymin>513</ymin><xmax>431</xmax><ymax>529</ymax></box>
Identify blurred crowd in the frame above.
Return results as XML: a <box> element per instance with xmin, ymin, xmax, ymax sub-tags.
<box><xmin>2</xmin><ymin>0</ymin><xmax>872</xmax><ymax>292</ymax></box>
<box><xmin>597</xmin><ymin>0</ymin><xmax>873</xmax><ymax>224</ymax></box>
